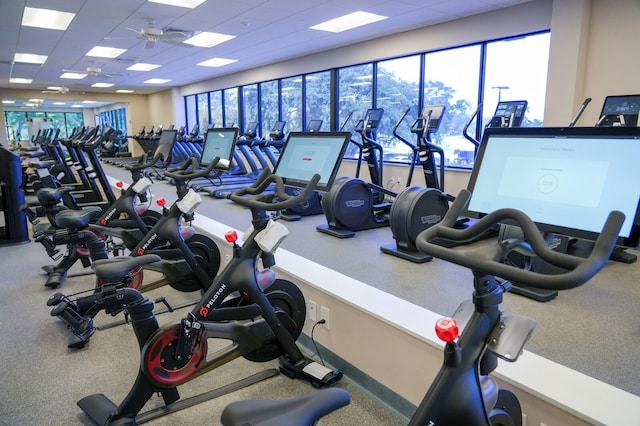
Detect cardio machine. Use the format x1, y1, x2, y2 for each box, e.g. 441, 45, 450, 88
380, 105, 453, 262
75, 132, 352, 425
317, 108, 392, 238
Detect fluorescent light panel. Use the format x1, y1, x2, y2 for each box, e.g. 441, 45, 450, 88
116, 89, 135, 93
184, 32, 235, 48
310, 11, 388, 33
91, 83, 114, 88
60, 72, 87, 79
14, 53, 48, 64
71, 104, 83, 108
147, 0, 207, 8
144, 78, 171, 84
197, 57, 237, 67
2, 100, 16, 104
86, 46, 127, 58
82, 100, 97, 104
52, 102, 67, 105
21, 7, 75, 31
127, 63, 160, 72
10, 78, 33, 84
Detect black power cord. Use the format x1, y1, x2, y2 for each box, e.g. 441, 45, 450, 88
310, 319, 326, 366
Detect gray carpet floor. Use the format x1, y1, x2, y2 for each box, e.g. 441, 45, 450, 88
0, 236, 406, 425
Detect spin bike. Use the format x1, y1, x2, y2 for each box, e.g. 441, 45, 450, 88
47, 157, 225, 348
220, 190, 623, 426
317, 108, 391, 238
76, 169, 342, 425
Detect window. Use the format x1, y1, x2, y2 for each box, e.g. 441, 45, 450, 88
377, 56, 421, 162
209, 90, 223, 128
424, 45, 481, 168
197, 93, 210, 131
260, 80, 280, 136
483, 32, 550, 128
5, 111, 29, 141
223, 87, 239, 127
305, 71, 332, 131
242, 84, 259, 134
281, 76, 303, 131
338, 63, 373, 158
185, 95, 197, 133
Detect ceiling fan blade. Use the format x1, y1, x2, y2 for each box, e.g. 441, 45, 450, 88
125, 27, 142, 35
161, 39, 193, 48
159, 31, 187, 39
144, 39, 156, 49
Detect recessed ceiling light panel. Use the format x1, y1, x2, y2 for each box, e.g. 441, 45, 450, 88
147, 0, 207, 8
9, 78, 33, 84
310, 11, 388, 33
86, 46, 127, 58
127, 63, 161, 72
196, 57, 237, 67
116, 89, 135, 93
14, 53, 48, 64
60, 72, 87, 79
184, 32, 235, 48
91, 83, 114, 88
144, 78, 171, 84
21, 7, 75, 31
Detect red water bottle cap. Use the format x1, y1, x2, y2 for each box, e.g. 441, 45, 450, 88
225, 230, 238, 243
435, 317, 459, 342
156, 198, 166, 207
116, 181, 123, 188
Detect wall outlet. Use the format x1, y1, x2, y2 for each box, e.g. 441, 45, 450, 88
320, 305, 330, 329
308, 300, 317, 322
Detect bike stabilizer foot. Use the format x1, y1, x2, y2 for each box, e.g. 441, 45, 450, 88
279, 357, 343, 388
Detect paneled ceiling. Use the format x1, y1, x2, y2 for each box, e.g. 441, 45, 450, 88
1, 0, 530, 103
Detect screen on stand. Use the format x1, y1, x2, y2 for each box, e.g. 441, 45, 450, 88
598, 95, 640, 127
466, 126, 640, 247
155, 129, 177, 162
201, 128, 239, 166
273, 132, 351, 192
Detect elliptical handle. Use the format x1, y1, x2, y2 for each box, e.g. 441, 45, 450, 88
416, 189, 625, 290
229, 169, 321, 211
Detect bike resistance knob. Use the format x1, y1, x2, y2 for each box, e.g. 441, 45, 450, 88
225, 230, 238, 243
435, 317, 459, 342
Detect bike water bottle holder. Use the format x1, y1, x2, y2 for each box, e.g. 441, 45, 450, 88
177, 189, 202, 216
132, 177, 153, 194
254, 220, 288, 254
452, 300, 537, 362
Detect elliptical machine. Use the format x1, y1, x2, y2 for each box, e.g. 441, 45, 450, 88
316, 108, 392, 238
380, 106, 452, 262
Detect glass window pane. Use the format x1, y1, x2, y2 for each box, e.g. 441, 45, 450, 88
224, 87, 239, 128
281, 76, 303, 131
377, 56, 421, 163
424, 45, 481, 168
209, 91, 223, 128
260, 80, 279, 136
4, 111, 28, 142
483, 32, 550, 128
185, 95, 197, 133
65, 112, 84, 136
305, 71, 332, 131
46, 112, 67, 137
242, 84, 259, 134
338, 63, 373, 158
197, 93, 210, 131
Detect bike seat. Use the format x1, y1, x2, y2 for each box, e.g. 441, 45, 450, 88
220, 387, 350, 426
55, 207, 102, 229
36, 186, 73, 205
92, 254, 161, 281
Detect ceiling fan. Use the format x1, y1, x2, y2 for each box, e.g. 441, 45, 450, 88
63, 62, 124, 78
125, 18, 194, 49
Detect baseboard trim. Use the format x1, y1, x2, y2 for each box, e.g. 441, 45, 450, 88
298, 333, 415, 423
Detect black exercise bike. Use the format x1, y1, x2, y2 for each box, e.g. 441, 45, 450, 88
74, 168, 342, 425
219, 188, 623, 426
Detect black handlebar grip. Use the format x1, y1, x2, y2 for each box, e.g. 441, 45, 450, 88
229, 171, 321, 211
416, 189, 625, 290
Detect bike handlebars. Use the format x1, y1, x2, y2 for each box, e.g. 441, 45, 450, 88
416, 189, 625, 290
229, 168, 321, 212
163, 155, 228, 182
